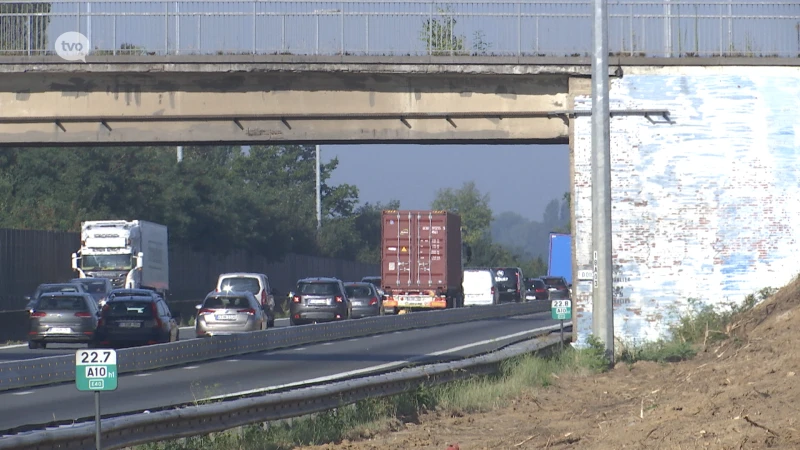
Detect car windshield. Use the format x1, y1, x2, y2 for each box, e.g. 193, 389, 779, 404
203, 296, 251, 309
525, 279, 545, 290
298, 282, 338, 296
542, 277, 567, 287
219, 277, 260, 294
107, 300, 153, 316
81, 254, 133, 271
74, 280, 109, 295
493, 269, 520, 290
345, 285, 373, 298
361, 277, 380, 286
39, 285, 80, 296
37, 296, 89, 311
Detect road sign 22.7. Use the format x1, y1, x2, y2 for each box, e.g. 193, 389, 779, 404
79, 350, 115, 364
76, 349, 118, 392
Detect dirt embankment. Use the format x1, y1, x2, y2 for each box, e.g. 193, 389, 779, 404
299, 276, 800, 450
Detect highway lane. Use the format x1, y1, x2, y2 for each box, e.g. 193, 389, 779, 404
0, 312, 559, 432
0, 318, 290, 362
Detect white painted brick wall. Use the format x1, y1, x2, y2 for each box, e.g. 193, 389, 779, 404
573, 67, 800, 345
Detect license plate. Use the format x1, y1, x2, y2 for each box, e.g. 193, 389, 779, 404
308, 300, 329, 306
49, 327, 71, 333
118, 322, 141, 328
215, 314, 237, 321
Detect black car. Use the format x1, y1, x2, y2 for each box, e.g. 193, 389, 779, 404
541, 276, 571, 300
289, 277, 352, 326
94, 290, 180, 348
491, 267, 525, 303
524, 278, 549, 301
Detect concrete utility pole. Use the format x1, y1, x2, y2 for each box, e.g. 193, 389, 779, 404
316, 145, 322, 231
591, 0, 615, 362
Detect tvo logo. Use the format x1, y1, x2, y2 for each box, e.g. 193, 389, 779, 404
55, 31, 90, 62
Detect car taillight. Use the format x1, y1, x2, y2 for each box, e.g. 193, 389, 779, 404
75, 311, 92, 317
369, 297, 378, 306
198, 308, 216, 315
238, 308, 256, 315
292, 295, 301, 303
30, 311, 47, 318
536, 288, 545, 293
260, 291, 267, 305
491, 286, 495, 294
151, 303, 163, 328
335, 296, 343, 303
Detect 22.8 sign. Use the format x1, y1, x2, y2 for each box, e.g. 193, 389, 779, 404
75, 349, 118, 392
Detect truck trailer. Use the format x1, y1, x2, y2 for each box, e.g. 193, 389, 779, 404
380, 210, 468, 313
71, 220, 169, 295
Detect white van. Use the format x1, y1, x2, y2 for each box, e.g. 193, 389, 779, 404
462, 269, 497, 306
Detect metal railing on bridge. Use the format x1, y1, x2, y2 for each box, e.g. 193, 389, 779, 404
0, 0, 798, 59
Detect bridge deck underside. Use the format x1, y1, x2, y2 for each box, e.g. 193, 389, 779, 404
0, 71, 571, 145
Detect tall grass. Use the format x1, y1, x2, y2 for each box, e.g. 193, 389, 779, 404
618, 286, 778, 364
136, 340, 609, 450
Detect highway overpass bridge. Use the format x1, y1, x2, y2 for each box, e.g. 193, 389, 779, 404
1, 0, 799, 343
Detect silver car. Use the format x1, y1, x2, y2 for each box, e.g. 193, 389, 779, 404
28, 292, 100, 349
345, 282, 385, 318
195, 291, 267, 337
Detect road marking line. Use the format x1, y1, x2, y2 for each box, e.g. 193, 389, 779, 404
12, 391, 33, 396
0, 344, 29, 349
183, 366, 200, 370
201, 324, 560, 401
134, 373, 152, 377
227, 359, 240, 362
294, 347, 307, 351
321, 342, 334, 346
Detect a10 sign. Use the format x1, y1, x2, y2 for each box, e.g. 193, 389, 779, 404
75, 349, 118, 392
551, 299, 572, 321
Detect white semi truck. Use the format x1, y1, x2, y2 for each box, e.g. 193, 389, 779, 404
71, 220, 169, 295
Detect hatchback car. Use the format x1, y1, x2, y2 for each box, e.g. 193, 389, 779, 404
344, 282, 384, 318
491, 267, 525, 303
195, 291, 267, 337
216, 272, 276, 327
524, 278, 549, 301
94, 291, 179, 348
541, 276, 572, 300
289, 277, 352, 326
70, 277, 113, 306
25, 282, 89, 312
28, 292, 100, 349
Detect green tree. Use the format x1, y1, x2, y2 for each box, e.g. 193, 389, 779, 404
431, 181, 492, 247
317, 200, 400, 264
420, 6, 465, 56
0, 3, 52, 55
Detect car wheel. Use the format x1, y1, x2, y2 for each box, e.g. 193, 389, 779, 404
28, 341, 39, 350
175, 328, 180, 342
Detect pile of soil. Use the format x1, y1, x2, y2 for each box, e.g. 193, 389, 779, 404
298, 275, 800, 449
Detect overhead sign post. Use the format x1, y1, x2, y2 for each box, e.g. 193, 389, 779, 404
76, 349, 118, 450
551, 300, 573, 349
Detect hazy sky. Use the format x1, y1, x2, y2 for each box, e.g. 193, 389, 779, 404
321, 144, 569, 222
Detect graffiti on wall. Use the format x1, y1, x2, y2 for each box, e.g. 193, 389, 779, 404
572, 67, 800, 344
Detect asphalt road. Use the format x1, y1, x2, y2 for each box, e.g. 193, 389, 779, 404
0, 312, 558, 433
0, 318, 290, 362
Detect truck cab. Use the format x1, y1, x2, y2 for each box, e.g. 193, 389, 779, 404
71, 220, 169, 295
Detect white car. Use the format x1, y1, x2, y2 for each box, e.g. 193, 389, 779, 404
216, 272, 276, 327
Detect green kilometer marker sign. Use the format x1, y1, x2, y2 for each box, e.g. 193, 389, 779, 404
76, 349, 118, 391
551, 299, 573, 321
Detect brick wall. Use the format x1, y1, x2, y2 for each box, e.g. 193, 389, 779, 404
572, 66, 800, 344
